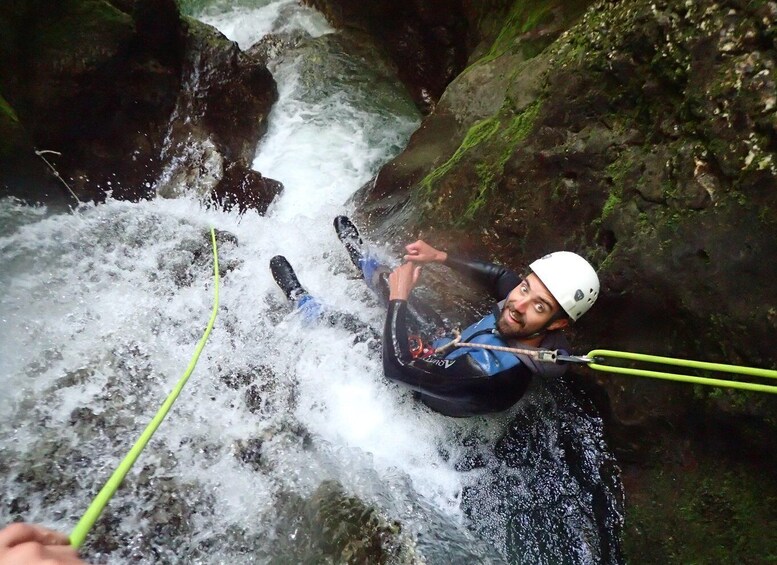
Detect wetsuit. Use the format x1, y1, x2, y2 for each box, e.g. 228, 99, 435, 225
383, 256, 569, 418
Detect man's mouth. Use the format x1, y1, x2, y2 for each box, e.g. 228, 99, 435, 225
504, 307, 523, 327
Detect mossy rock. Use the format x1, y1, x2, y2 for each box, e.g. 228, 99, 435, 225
0, 93, 28, 158
623, 454, 777, 564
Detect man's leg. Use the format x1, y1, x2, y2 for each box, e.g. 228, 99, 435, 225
269, 255, 323, 322
333, 216, 445, 335
334, 215, 389, 299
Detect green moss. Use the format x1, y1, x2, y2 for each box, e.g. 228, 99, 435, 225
601, 191, 621, 220
605, 153, 636, 191
730, 190, 749, 206
597, 154, 638, 223
0, 93, 25, 157
473, 0, 593, 68
483, 0, 553, 62
0, 94, 19, 124
418, 101, 542, 225
419, 116, 501, 198
597, 248, 616, 272
37, 0, 133, 71
624, 457, 777, 564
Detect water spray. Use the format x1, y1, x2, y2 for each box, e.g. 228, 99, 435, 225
68, 227, 220, 549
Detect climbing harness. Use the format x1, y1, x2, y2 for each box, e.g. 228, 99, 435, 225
443, 331, 777, 394
69, 227, 221, 549
407, 334, 435, 358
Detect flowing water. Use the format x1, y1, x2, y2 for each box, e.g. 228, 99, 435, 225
0, 1, 623, 563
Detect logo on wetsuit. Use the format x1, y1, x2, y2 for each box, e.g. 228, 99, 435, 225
425, 358, 455, 369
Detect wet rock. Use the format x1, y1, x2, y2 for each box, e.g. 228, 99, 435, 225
220, 369, 256, 390
359, 1, 591, 213
301, 0, 472, 111
233, 438, 264, 471
270, 480, 417, 564
8, 497, 30, 518
244, 384, 263, 414
159, 227, 240, 287
246, 30, 310, 66
0, 1, 278, 206
153, 17, 279, 206
209, 161, 283, 215
55, 366, 94, 389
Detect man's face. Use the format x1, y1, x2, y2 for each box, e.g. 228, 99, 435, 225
497, 273, 567, 339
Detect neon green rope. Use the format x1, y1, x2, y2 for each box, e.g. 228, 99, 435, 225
69, 227, 220, 549
587, 349, 777, 394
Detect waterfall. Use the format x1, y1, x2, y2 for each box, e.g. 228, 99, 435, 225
0, 1, 622, 563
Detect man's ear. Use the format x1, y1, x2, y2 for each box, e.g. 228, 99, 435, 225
547, 318, 569, 332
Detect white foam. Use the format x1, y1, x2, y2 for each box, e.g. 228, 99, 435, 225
0, 1, 498, 560
196, 0, 333, 50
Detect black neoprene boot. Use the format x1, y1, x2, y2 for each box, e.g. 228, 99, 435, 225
333, 215, 364, 270
270, 255, 306, 301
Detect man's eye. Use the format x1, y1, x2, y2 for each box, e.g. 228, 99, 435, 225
535, 303, 545, 313
520, 284, 528, 293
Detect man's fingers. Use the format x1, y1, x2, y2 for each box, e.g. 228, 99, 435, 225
1, 541, 83, 564
404, 240, 431, 262
0, 523, 69, 550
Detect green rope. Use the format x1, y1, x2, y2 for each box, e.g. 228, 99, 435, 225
587, 349, 777, 394
69, 227, 220, 549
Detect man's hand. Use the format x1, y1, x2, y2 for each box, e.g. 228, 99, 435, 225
388, 262, 422, 301
0, 523, 88, 565
404, 240, 447, 264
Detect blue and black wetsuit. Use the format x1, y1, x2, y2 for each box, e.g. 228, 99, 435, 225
383, 256, 569, 418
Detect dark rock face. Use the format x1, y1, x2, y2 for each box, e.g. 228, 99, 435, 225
362, 0, 777, 432
0, 0, 180, 200
269, 480, 413, 563
302, 0, 473, 111
360, 0, 593, 212
209, 162, 283, 215
351, 0, 777, 559
0, 0, 280, 212
154, 17, 281, 214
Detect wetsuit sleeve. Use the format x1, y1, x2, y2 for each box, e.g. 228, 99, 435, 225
443, 255, 521, 301
383, 300, 531, 417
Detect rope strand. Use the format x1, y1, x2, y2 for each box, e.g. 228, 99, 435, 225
69, 227, 220, 549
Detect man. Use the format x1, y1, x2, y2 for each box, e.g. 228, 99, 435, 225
383, 239, 599, 417
270, 216, 599, 417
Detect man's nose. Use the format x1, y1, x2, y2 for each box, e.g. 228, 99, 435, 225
514, 295, 530, 312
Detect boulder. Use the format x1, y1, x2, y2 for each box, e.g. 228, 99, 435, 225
301, 0, 473, 111
0, 0, 281, 209
353, 0, 777, 559
209, 161, 283, 215
153, 17, 281, 206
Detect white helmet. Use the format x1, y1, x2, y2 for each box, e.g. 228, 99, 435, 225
530, 251, 599, 321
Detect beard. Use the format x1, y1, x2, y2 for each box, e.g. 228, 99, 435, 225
497, 303, 530, 339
